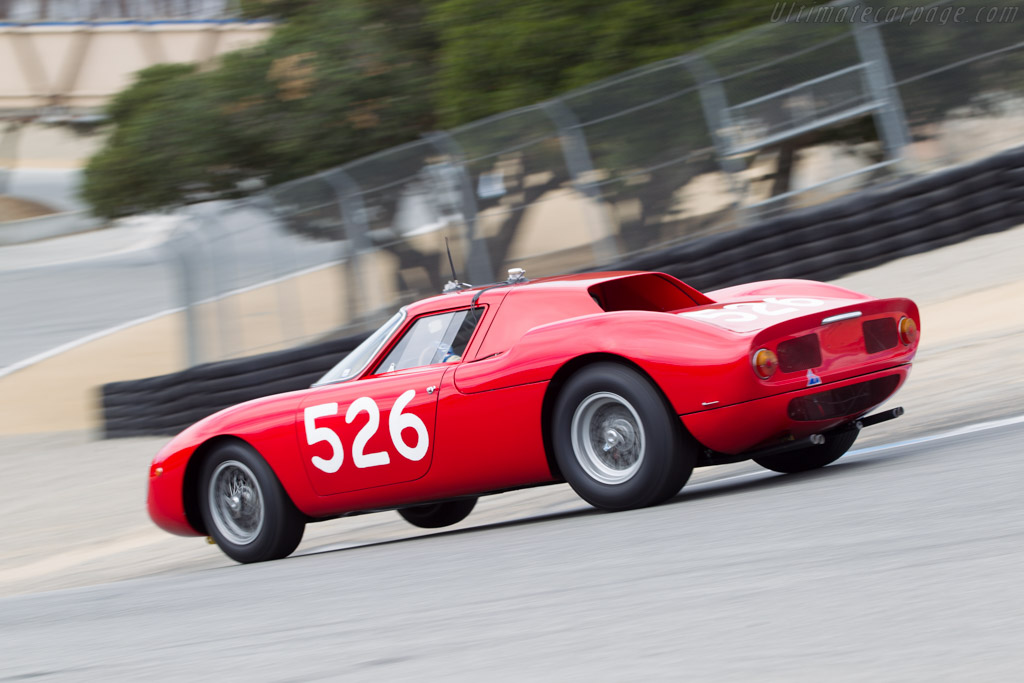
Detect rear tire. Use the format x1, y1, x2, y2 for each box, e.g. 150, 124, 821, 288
552, 363, 695, 511
754, 429, 859, 474
398, 498, 477, 529
199, 442, 305, 563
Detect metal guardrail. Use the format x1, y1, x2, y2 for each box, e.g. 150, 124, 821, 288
0, 0, 240, 20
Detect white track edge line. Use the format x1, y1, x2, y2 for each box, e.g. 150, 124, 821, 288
693, 413, 1024, 489
0, 307, 185, 380
0, 258, 345, 380
846, 412, 1024, 455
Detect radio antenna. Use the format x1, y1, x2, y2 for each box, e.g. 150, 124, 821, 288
442, 236, 470, 292
445, 236, 458, 283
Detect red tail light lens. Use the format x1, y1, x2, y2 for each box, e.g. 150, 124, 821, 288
752, 348, 779, 379
898, 316, 918, 345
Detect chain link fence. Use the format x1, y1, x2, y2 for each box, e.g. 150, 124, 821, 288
4, 0, 1024, 373
161, 0, 1024, 366
0, 0, 241, 20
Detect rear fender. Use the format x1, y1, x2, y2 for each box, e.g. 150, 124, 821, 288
707, 279, 875, 303
453, 310, 748, 415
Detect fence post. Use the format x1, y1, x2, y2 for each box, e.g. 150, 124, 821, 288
850, 7, 911, 161
187, 202, 240, 360
245, 192, 306, 347
165, 215, 204, 367
0, 121, 22, 196
423, 130, 495, 285
324, 168, 380, 323
682, 55, 750, 215
540, 98, 620, 264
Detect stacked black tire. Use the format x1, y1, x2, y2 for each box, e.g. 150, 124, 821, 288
102, 331, 368, 437
614, 145, 1024, 292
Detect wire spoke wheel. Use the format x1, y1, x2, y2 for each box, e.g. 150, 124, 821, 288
199, 443, 305, 563
208, 460, 265, 546
398, 497, 478, 528
571, 392, 646, 485
753, 428, 859, 474
553, 363, 695, 511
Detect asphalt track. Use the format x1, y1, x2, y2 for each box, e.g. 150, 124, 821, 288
3, 419, 1023, 681
0, 203, 337, 373
3, 223, 1023, 680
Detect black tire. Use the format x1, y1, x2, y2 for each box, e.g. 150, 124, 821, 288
398, 498, 478, 529
753, 429, 859, 474
552, 363, 695, 511
199, 442, 305, 563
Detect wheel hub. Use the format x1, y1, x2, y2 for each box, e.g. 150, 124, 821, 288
571, 392, 646, 485
208, 460, 265, 546
602, 418, 637, 455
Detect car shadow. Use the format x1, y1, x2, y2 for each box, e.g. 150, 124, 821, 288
668, 456, 886, 506
295, 454, 897, 561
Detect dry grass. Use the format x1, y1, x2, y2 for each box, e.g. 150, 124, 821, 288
0, 195, 56, 222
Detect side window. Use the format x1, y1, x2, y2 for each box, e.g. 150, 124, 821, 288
377, 307, 483, 373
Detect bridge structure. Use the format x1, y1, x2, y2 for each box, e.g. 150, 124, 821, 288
1, 2, 271, 115
0, 0, 272, 207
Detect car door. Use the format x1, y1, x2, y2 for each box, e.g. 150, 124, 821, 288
298, 366, 448, 496
296, 307, 480, 496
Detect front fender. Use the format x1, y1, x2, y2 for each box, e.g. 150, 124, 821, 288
147, 389, 318, 534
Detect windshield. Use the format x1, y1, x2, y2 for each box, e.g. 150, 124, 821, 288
314, 309, 406, 386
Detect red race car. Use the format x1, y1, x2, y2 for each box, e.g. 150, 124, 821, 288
148, 269, 919, 563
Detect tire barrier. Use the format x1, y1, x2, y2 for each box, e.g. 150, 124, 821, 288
101, 331, 369, 438
609, 145, 1024, 292
102, 145, 1024, 438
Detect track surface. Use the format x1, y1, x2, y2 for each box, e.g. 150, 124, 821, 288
0, 203, 334, 372
3, 420, 1023, 681
3, 223, 1023, 679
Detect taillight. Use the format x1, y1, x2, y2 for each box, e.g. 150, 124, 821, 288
777, 333, 822, 372
898, 316, 918, 345
752, 348, 779, 379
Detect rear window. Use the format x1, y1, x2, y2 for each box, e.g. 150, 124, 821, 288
588, 273, 705, 313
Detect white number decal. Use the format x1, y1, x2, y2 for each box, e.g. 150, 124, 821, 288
304, 390, 430, 473
683, 297, 824, 324
389, 389, 429, 462
724, 302, 796, 317
346, 396, 390, 468
685, 309, 757, 323
305, 402, 343, 474
766, 297, 824, 308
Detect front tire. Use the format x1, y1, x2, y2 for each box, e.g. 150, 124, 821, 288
398, 498, 477, 529
199, 442, 305, 563
754, 429, 859, 474
553, 363, 695, 511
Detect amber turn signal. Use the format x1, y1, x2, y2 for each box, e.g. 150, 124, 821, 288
752, 348, 779, 379
898, 316, 918, 345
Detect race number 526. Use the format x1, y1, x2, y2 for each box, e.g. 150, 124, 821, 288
304, 390, 428, 474
681, 297, 824, 323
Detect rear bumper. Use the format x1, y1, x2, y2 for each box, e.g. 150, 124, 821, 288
681, 364, 911, 455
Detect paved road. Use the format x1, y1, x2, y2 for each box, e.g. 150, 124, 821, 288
0, 202, 341, 372
3, 420, 1022, 681
5, 168, 85, 212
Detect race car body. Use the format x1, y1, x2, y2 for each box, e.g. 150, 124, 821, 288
148, 270, 919, 562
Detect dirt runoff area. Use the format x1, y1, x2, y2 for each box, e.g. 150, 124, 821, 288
1, 223, 1023, 598
0, 195, 56, 222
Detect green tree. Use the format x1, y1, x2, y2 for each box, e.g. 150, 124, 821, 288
431, 0, 777, 128
85, 0, 842, 225
83, 1, 438, 218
